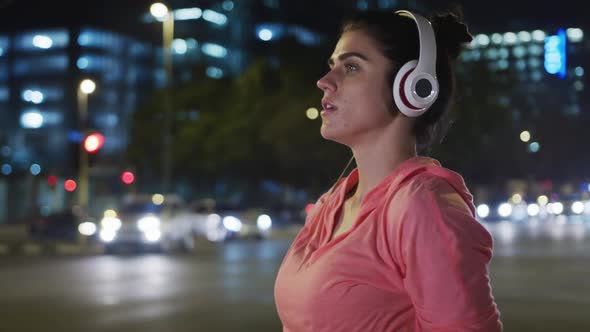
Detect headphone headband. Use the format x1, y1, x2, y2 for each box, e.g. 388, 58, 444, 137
395, 10, 437, 79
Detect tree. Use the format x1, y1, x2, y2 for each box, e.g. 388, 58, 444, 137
431, 61, 519, 185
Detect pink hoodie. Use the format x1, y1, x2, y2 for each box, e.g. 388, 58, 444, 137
275, 157, 502, 331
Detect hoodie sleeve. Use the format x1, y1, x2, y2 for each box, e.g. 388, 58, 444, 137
395, 176, 503, 331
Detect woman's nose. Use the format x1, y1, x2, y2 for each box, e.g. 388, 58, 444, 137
317, 71, 336, 92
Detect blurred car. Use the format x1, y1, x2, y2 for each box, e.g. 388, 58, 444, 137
98, 194, 196, 253
218, 205, 273, 240
185, 199, 275, 241
29, 207, 97, 242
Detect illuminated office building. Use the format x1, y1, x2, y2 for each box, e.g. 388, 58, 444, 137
459, 27, 587, 120
0, 28, 155, 176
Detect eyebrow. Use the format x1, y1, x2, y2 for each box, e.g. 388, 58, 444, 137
327, 52, 370, 67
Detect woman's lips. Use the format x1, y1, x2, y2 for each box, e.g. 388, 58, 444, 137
321, 98, 337, 113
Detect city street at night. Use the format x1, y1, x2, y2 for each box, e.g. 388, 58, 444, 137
0, 1, 589, 330
1, 221, 589, 332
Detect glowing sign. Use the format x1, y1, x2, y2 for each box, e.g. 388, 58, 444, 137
544, 29, 566, 79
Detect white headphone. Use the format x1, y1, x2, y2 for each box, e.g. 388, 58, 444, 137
392, 10, 439, 117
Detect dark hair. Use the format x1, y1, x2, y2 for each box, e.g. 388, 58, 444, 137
341, 8, 472, 152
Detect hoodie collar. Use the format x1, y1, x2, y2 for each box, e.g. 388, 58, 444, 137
334, 156, 440, 213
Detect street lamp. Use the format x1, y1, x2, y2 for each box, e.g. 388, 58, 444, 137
150, 2, 174, 194
77, 78, 96, 210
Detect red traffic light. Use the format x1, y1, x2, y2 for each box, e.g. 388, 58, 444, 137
121, 171, 135, 185
47, 175, 58, 187
83, 133, 105, 154
64, 179, 77, 192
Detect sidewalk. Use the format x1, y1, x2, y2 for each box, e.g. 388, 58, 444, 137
0, 223, 103, 256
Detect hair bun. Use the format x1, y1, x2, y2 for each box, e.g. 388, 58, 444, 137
430, 13, 473, 60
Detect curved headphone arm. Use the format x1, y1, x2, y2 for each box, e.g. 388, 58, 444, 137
395, 10, 437, 77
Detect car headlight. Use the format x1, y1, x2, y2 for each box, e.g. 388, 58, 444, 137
223, 216, 242, 232
78, 222, 97, 236
257, 214, 272, 230
144, 229, 161, 242
101, 217, 122, 231
137, 215, 160, 232
99, 229, 116, 242
498, 203, 512, 218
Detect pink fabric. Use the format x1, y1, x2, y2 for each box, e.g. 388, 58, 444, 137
275, 157, 502, 331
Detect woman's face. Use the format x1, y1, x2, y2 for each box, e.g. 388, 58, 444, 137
317, 29, 396, 145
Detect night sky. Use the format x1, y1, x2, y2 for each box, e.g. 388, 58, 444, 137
0, 1, 588, 38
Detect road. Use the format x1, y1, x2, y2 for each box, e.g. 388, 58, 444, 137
1, 220, 589, 331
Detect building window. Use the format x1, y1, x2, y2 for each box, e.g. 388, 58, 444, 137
513, 46, 527, 58
0, 86, 9, 102
78, 29, 125, 54
378, 0, 397, 9
13, 55, 68, 76
14, 30, 69, 52
206, 66, 223, 79
0, 36, 8, 56
202, 43, 227, 58
130, 42, 152, 59
78, 54, 124, 82
357, 0, 368, 10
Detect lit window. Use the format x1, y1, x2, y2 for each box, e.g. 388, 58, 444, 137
497, 59, 509, 70
290, 26, 321, 46
566, 28, 583, 42
206, 66, 223, 79
78, 29, 124, 54
528, 45, 543, 55
258, 28, 274, 41
528, 58, 541, 68
13, 55, 68, 76
491, 33, 503, 44
173, 8, 202, 21
202, 9, 227, 25
512, 46, 526, 58
172, 39, 188, 54
517, 31, 531, 42
475, 34, 490, 47
378, 0, 396, 9
0, 87, 9, 101
532, 30, 546, 42
33, 35, 53, 49
498, 48, 509, 59
15, 30, 69, 51
222, 1, 234, 11
503, 32, 517, 44
130, 42, 151, 58
356, 0, 368, 10
0, 36, 7, 56
485, 48, 499, 60
77, 57, 89, 69
202, 43, 227, 58
20, 110, 44, 129
21, 90, 44, 104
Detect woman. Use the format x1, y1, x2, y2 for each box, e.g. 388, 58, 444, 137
274, 9, 503, 332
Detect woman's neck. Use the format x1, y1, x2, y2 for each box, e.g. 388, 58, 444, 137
349, 135, 416, 204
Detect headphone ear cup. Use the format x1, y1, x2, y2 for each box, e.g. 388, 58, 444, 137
393, 60, 420, 117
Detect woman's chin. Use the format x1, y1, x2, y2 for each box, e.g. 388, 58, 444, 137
320, 126, 346, 144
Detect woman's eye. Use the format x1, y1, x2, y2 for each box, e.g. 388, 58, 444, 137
344, 63, 358, 73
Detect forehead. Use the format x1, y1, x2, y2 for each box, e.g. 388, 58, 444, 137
332, 29, 382, 58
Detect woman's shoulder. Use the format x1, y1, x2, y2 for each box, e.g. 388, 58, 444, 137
384, 166, 475, 218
